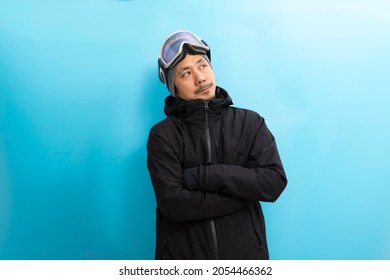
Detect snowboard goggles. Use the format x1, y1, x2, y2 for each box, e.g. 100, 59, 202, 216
158, 30, 210, 70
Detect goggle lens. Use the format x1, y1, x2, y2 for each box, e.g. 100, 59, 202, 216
160, 31, 209, 68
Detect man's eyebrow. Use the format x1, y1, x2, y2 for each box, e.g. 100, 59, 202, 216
195, 57, 205, 64
177, 65, 189, 73
177, 58, 205, 73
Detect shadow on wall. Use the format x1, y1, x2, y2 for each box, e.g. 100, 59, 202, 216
120, 66, 167, 259
0, 142, 11, 252
0, 61, 166, 260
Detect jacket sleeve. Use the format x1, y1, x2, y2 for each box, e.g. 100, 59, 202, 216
147, 126, 249, 223
198, 116, 287, 202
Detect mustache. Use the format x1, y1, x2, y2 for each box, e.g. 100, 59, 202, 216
194, 83, 213, 94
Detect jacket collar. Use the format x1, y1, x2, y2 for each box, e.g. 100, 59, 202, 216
164, 86, 233, 117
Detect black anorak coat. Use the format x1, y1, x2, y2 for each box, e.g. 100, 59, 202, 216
147, 87, 287, 259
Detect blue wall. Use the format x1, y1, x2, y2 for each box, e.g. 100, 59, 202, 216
1, 0, 389, 259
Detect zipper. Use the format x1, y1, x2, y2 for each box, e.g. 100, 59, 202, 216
204, 100, 220, 259
210, 219, 220, 259
204, 100, 212, 164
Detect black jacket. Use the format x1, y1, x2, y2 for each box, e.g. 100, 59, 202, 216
147, 87, 287, 259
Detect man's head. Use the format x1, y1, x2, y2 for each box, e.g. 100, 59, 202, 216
173, 54, 216, 100
158, 30, 215, 99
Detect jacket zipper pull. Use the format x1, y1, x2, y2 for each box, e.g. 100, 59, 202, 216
204, 100, 209, 111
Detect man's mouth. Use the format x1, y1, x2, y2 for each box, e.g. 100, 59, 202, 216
195, 83, 213, 94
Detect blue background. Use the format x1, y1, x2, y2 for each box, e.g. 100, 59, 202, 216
1, 0, 389, 259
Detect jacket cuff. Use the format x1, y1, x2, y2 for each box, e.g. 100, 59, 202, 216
182, 166, 200, 190
199, 164, 224, 193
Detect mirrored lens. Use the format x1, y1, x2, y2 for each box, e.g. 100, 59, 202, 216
161, 31, 207, 65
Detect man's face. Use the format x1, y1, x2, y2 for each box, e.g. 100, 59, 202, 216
174, 54, 216, 100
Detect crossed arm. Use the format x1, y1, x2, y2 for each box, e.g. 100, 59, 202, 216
147, 118, 287, 223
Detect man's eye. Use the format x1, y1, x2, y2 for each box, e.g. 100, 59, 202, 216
182, 71, 191, 77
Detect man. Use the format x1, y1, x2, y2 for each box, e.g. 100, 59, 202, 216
147, 30, 287, 260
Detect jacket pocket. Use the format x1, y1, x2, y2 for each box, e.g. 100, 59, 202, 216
247, 205, 263, 249
155, 208, 171, 260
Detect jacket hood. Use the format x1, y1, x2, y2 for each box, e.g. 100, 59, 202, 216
163, 86, 233, 117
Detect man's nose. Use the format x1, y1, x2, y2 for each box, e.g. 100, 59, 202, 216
194, 71, 206, 84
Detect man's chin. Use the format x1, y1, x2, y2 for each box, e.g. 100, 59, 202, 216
197, 93, 215, 100
196, 89, 216, 100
